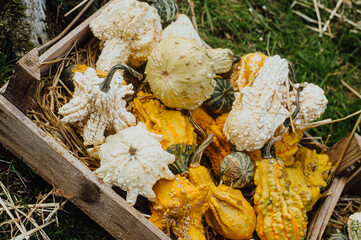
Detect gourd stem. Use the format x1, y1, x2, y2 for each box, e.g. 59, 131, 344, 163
263, 136, 283, 159
190, 133, 214, 167
283, 85, 304, 128
233, 54, 242, 64
287, 60, 296, 85
187, 111, 207, 140
100, 63, 143, 93
187, 110, 214, 167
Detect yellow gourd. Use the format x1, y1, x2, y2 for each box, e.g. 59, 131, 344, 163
189, 134, 256, 240
284, 147, 332, 211
149, 175, 209, 240
132, 91, 197, 174
230, 52, 268, 91
274, 130, 303, 166
190, 108, 232, 176
254, 137, 307, 240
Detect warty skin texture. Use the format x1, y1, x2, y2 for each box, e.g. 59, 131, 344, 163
89, 0, 162, 71
88, 122, 175, 205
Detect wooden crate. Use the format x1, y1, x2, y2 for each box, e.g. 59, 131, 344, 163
0, 3, 169, 240
1, 2, 360, 240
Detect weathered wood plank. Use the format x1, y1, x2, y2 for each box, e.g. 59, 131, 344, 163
326, 133, 361, 175
3, 49, 40, 112
306, 168, 351, 240
0, 94, 169, 240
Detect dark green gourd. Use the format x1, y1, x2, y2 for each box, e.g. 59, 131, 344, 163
219, 151, 254, 188
203, 77, 235, 114
146, 0, 178, 24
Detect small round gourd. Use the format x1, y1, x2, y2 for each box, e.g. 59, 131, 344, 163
145, 37, 216, 110
203, 77, 235, 114
348, 212, 361, 240
326, 233, 348, 240
219, 151, 254, 188
147, 0, 178, 24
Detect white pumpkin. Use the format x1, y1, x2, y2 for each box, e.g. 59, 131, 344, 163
88, 122, 175, 205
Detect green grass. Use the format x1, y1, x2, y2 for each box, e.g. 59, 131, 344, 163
179, 0, 361, 145
1, 0, 361, 239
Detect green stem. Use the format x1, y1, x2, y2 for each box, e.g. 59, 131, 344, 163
232, 54, 242, 64
100, 63, 143, 93
263, 136, 283, 159
190, 133, 214, 167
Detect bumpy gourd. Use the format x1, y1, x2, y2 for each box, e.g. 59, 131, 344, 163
283, 147, 332, 211
203, 76, 235, 114
145, 37, 216, 110
58, 64, 141, 146
219, 151, 254, 188
189, 135, 256, 240
88, 122, 175, 205
347, 212, 361, 240
254, 137, 307, 240
207, 48, 238, 74
149, 175, 209, 240
230, 52, 268, 92
223, 55, 290, 151
190, 108, 232, 176
132, 91, 197, 174
274, 130, 303, 166
89, 0, 162, 71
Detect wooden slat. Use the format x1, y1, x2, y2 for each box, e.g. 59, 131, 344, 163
0, 94, 169, 240
306, 168, 351, 240
3, 49, 40, 112
326, 133, 361, 175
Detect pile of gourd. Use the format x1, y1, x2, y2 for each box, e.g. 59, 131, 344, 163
57, 0, 335, 239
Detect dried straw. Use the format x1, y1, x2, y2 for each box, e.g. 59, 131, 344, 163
0, 181, 66, 240
28, 38, 101, 170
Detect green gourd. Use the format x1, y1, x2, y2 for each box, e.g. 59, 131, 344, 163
203, 77, 235, 114
146, 0, 178, 24
348, 212, 361, 240
327, 233, 348, 240
219, 151, 254, 188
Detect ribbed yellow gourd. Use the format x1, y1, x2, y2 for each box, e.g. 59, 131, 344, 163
254, 139, 307, 240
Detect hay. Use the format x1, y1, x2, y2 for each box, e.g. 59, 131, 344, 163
28, 38, 101, 170
0, 181, 67, 239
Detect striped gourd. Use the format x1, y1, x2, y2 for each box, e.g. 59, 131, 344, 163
327, 233, 348, 240
219, 151, 254, 188
203, 77, 235, 114
348, 212, 361, 240
147, 0, 178, 24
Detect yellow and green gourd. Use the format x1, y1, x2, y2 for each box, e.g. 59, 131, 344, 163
254, 137, 307, 240
189, 134, 257, 240
132, 91, 197, 174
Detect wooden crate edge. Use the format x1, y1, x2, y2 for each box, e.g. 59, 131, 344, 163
0, 95, 169, 240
